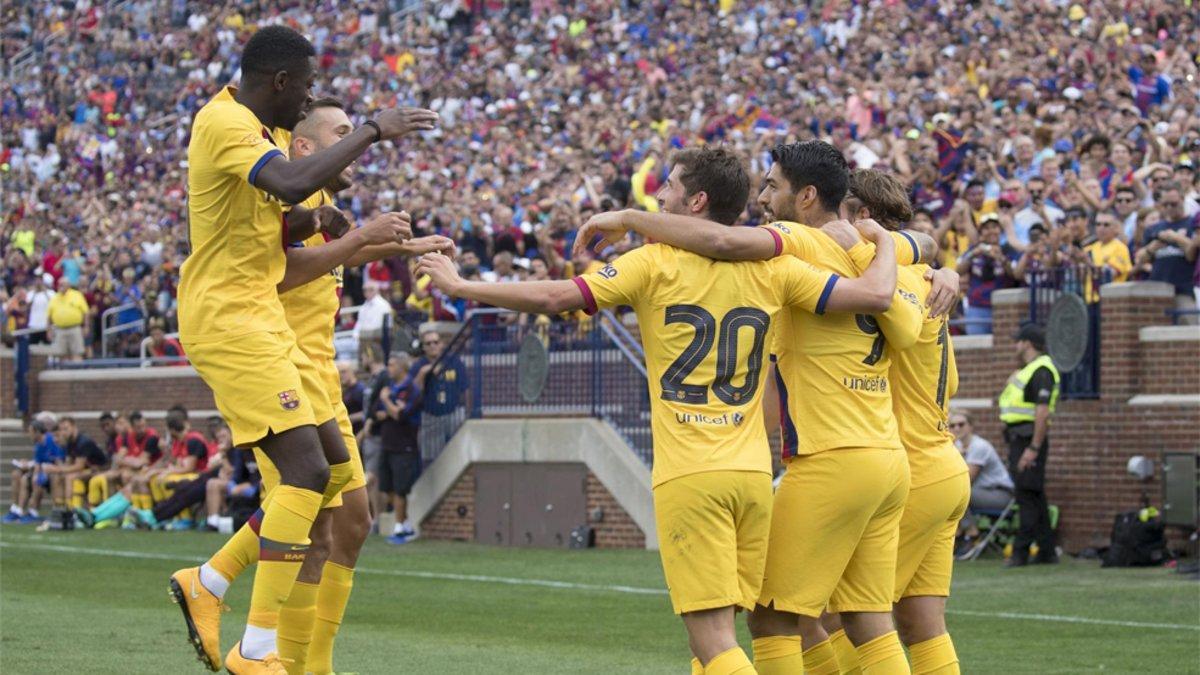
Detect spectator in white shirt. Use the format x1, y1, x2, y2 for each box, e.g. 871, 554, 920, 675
356, 282, 394, 368
951, 410, 1014, 545
27, 273, 56, 344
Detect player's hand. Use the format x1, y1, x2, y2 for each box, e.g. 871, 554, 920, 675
315, 205, 353, 239
819, 219, 861, 250
852, 218, 888, 244
924, 267, 960, 318
400, 235, 456, 257
372, 107, 439, 141
416, 252, 464, 295
359, 212, 412, 245
574, 210, 632, 257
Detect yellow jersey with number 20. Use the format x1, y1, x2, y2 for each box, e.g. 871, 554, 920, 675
574, 243, 837, 488
179, 85, 292, 344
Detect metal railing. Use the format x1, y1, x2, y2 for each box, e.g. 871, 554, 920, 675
99, 302, 144, 357
138, 332, 189, 366
1166, 308, 1200, 326
1027, 264, 1113, 399
8, 327, 45, 418
419, 309, 653, 467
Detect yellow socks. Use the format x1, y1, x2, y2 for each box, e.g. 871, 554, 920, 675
857, 631, 910, 674
208, 517, 263, 582
277, 580, 319, 675
308, 561, 354, 674
245, 485, 322, 632
322, 461, 353, 507
149, 476, 167, 503
802, 639, 841, 675
908, 634, 959, 674
751, 635, 803, 674
87, 474, 108, 507
691, 657, 703, 675
830, 629, 862, 674
70, 479, 86, 509
705, 647, 756, 675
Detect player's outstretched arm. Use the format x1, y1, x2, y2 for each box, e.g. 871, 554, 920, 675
822, 219, 897, 313
575, 210, 776, 260
343, 235, 455, 268
284, 204, 356, 244
278, 213, 412, 293
254, 108, 439, 204
416, 253, 586, 315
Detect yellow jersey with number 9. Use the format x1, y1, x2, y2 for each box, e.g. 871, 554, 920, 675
887, 265, 968, 487
179, 86, 292, 344
763, 222, 921, 458
279, 189, 342, 364
574, 243, 836, 487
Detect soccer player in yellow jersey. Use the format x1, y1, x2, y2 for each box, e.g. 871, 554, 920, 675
418, 147, 900, 675
187, 96, 452, 675
830, 169, 970, 675
575, 141, 958, 675
168, 25, 437, 674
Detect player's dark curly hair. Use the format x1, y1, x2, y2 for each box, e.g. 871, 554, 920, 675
241, 25, 316, 77
670, 146, 750, 225
769, 141, 849, 213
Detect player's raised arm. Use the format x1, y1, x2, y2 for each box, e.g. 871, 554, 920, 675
576, 209, 778, 261
417, 253, 587, 315
277, 212, 417, 293
343, 235, 455, 268
254, 107, 438, 205
819, 219, 898, 314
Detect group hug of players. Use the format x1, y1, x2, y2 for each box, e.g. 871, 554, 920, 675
168, 25, 967, 675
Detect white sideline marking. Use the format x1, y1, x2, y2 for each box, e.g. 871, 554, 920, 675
2, 540, 1197, 631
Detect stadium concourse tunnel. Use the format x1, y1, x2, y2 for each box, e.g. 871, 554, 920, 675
2, 283, 1198, 553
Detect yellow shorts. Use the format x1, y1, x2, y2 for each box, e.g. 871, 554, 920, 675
185, 331, 333, 447
895, 471, 970, 600
759, 447, 911, 616
655, 470, 773, 615
254, 394, 365, 509
313, 354, 367, 493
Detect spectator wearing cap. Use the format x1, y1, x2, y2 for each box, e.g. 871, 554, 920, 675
957, 214, 1017, 335
1136, 182, 1199, 323
998, 324, 1060, 567
46, 277, 89, 361
1086, 214, 1133, 283
27, 273, 55, 344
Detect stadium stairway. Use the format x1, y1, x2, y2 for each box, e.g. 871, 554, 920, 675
0, 419, 32, 506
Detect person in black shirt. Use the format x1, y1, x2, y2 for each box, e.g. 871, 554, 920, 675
338, 360, 368, 435
374, 353, 423, 544
46, 416, 108, 510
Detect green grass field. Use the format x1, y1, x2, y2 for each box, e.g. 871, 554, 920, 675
1, 528, 1196, 674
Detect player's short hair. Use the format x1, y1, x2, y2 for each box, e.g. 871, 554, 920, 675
847, 169, 914, 231
769, 141, 849, 213
669, 146, 750, 226
99, 411, 114, 422
241, 26, 316, 78
128, 411, 144, 423
166, 408, 188, 433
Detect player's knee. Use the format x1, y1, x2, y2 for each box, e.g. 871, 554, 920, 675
747, 605, 794, 639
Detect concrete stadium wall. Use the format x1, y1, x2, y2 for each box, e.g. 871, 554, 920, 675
2, 281, 1197, 552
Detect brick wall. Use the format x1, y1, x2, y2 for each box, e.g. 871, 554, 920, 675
420, 464, 646, 549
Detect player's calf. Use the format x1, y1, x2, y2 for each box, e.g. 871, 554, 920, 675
893, 596, 947, 646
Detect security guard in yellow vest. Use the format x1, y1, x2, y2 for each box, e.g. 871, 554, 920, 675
999, 323, 1060, 567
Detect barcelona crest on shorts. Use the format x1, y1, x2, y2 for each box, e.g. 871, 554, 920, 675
278, 389, 301, 411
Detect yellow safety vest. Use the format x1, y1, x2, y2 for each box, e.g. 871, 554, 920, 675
998, 354, 1060, 425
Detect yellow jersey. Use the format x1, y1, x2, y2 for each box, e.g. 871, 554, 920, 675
279, 189, 342, 364
1085, 238, 1132, 283
764, 222, 921, 458
178, 86, 293, 344
882, 265, 968, 487
575, 243, 836, 488
47, 289, 89, 328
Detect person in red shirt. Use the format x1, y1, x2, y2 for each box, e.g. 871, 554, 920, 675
146, 317, 186, 365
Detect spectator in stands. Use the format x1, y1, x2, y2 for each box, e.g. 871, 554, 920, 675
43, 416, 107, 511
46, 276, 89, 361
1136, 182, 1199, 323
356, 282, 393, 368
1014, 177, 1066, 241
411, 330, 469, 464
1086, 214, 1134, 283
360, 353, 390, 517
957, 214, 1017, 335
376, 352, 423, 544
338, 360, 367, 435
4, 414, 63, 523
145, 316, 185, 364
26, 273, 54, 343
1111, 185, 1144, 245
950, 410, 1014, 555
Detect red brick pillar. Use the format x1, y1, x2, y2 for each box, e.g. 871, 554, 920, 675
1099, 282, 1175, 401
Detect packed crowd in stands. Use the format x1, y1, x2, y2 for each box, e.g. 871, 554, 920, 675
3, 0, 1200, 359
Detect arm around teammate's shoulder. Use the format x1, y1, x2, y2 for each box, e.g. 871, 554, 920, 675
622, 211, 778, 260
415, 252, 587, 315
820, 219, 897, 314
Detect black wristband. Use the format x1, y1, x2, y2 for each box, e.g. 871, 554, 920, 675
363, 119, 382, 143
